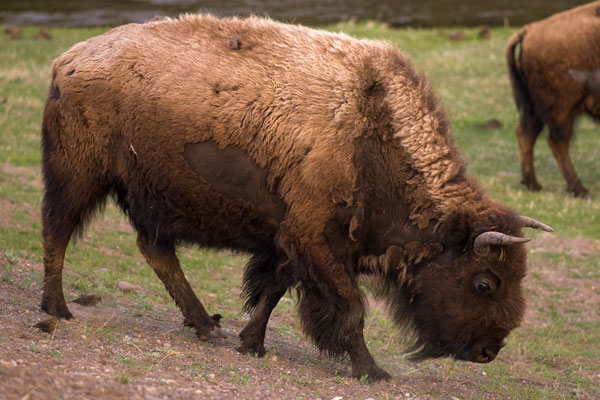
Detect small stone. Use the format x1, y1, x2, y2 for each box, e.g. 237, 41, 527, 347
34, 318, 58, 334
118, 281, 138, 293
73, 294, 102, 307
478, 26, 491, 40
34, 27, 52, 40
449, 31, 466, 42
479, 118, 502, 130
144, 386, 157, 394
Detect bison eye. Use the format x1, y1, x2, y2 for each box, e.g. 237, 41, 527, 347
473, 272, 499, 295
475, 279, 491, 293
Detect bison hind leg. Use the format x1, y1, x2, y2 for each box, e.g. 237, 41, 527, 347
238, 249, 289, 356
41, 151, 111, 319
135, 234, 220, 338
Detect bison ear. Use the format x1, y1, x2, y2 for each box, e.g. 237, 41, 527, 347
436, 213, 471, 249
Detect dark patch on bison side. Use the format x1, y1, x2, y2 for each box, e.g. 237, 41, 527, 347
182, 141, 286, 223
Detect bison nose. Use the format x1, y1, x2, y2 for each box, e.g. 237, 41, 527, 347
480, 347, 497, 363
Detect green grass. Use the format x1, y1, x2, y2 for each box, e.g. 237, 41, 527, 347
0, 22, 599, 399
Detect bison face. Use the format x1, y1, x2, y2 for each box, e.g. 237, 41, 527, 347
406, 243, 526, 363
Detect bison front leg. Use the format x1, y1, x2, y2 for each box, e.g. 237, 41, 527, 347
136, 234, 220, 338
547, 122, 589, 198
237, 251, 292, 356
298, 263, 391, 382
237, 283, 287, 356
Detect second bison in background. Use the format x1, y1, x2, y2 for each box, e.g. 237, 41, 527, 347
41, 14, 551, 381
506, 1, 600, 198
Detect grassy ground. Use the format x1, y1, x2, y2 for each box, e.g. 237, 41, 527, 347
0, 23, 599, 399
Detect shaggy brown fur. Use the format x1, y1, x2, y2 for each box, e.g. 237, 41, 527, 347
506, 1, 600, 198
41, 14, 533, 381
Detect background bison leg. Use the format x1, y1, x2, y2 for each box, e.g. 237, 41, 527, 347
516, 121, 544, 191
237, 283, 287, 356
546, 121, 589, 197
135, 234, 220, 338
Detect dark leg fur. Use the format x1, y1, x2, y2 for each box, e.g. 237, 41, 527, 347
238, 250, 289, 356
547, 122, 589, 198
297, 277, 391, 382
238, 284, 286, 356
348, 331, 392, 381
41, 220, 74, 319
40, 110, 109, 319
516, 121, 544, 192
136, 234, 220, 338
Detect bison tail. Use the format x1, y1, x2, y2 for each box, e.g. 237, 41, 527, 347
505, 29, 538, 133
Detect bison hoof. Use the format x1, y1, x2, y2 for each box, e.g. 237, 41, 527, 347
41, 300, 73, 320
185, 313, 222, 339
352, 366, 392, 382
236, 342, 267, 357
570, 186, 590, 198
520, 179, 542, 192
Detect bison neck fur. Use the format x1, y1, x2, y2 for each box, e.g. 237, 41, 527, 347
40, 14, 528, 380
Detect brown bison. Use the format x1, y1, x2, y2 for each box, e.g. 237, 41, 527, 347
41, 15, 551, 381
506, 1, 600, 198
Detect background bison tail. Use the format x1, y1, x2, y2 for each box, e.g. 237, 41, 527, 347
506, 29, 540, 133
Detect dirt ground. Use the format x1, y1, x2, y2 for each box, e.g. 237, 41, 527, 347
0, 260, 421, 400
1, 234, 598, 399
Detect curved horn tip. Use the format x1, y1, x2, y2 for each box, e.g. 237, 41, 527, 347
473, 231, 532, 256
519, 216, 554, 233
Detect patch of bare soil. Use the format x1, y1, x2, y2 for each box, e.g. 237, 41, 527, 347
0, 270, 424, 399
0, 163, 43, 189
531, 233, 600, 258
0, 198, 18, 228
1, 251, 594, 399
525, 234, 600, 326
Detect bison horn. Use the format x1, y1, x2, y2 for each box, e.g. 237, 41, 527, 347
518, 216, 554, 232
473, 232, 531, 257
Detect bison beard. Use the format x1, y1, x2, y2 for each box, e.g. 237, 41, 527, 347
39, 14, 551, 381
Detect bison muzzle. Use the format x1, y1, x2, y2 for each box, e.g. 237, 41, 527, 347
40, 14, 551, 381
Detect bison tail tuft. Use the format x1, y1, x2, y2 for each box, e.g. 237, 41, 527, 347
505, 29, 538, 133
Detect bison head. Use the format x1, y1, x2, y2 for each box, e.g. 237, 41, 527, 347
371, 216, 552, 363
